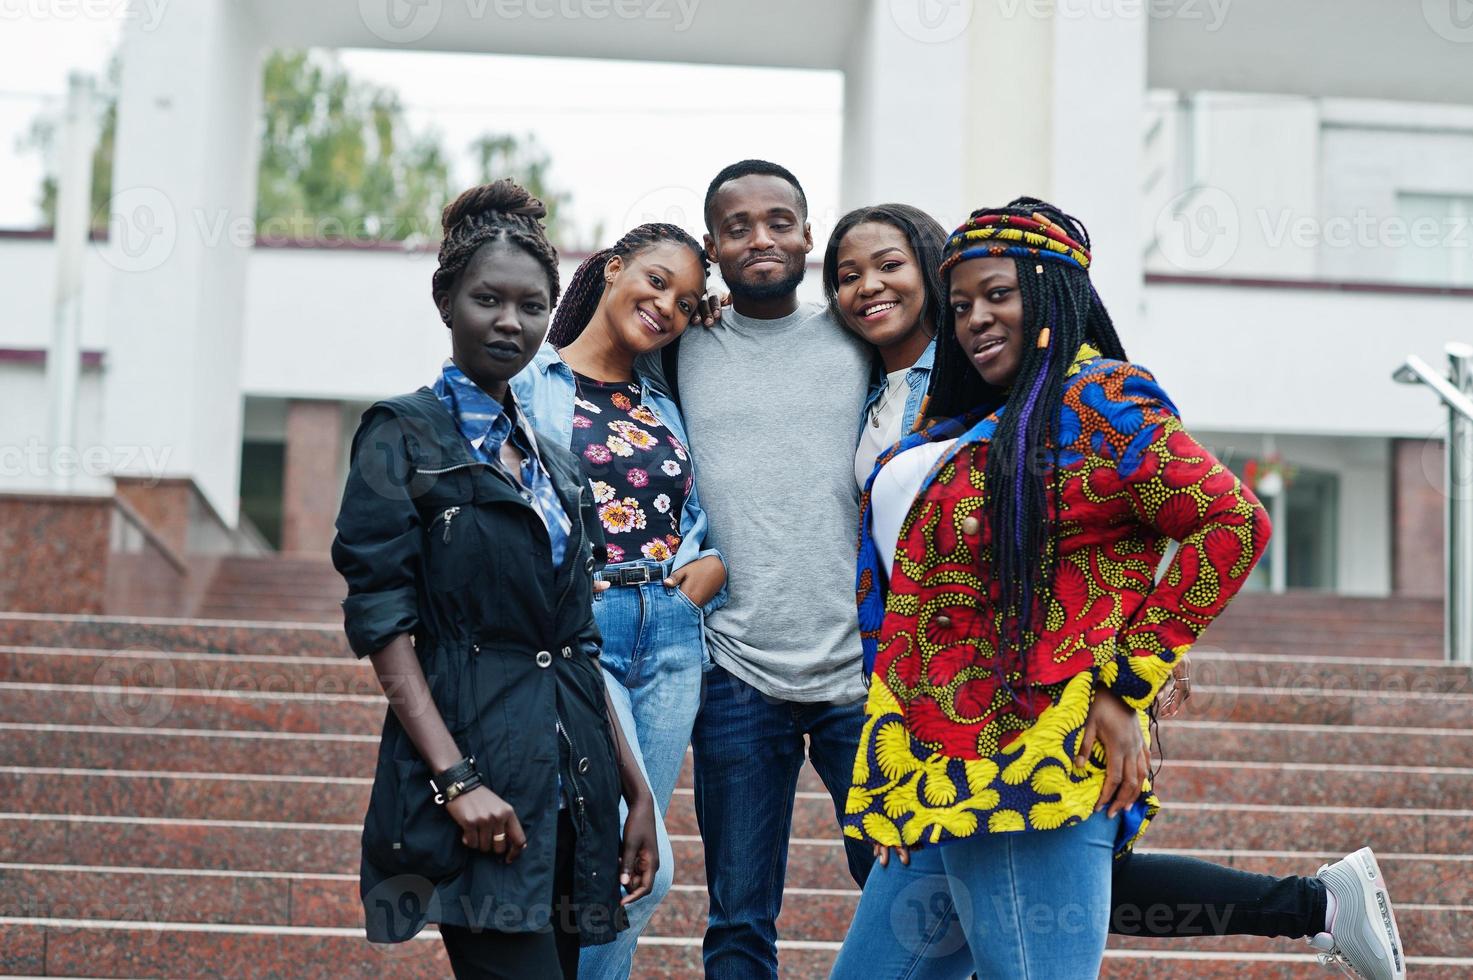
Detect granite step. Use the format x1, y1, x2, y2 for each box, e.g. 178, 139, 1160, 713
0, 647, 375, 695
8, 646, 1469, 701
7, 676, 1469, 735
661, 790, 1473, 856
0, 919, 448, 978
6, 755, 1470, 825
0, 684, 383, 733
0, 613, 347, 658
16, 717, 1471, 777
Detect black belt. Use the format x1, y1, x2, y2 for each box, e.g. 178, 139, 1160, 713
602, 565, 662, 587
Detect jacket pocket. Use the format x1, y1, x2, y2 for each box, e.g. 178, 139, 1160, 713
419, 472, 484, 594
362, 747, 468, 882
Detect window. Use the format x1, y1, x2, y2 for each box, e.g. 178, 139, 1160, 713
1397, 193, 1473, 287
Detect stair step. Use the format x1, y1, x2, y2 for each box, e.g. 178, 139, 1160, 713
0, 919, 447, 978
0, 684, 382, 734
0, 647, 373, 695
12, 717, 1471, 777
0, 613, 346, 657
4, 754, 1469, 825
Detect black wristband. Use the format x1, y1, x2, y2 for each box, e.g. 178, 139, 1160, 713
432, 756, 477, 791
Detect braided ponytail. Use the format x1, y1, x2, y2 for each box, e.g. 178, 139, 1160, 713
930, 196, 1131, 706
547, 222, 706, 348
432, 178, 561, 313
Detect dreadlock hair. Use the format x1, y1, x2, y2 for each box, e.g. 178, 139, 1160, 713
431, 179, 561, 318
703, 159, 808, 232
546, 223, 707, 348
930, 196, 1130, 681
821, 203, 949, 347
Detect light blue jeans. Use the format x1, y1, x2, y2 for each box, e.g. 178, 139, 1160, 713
577, 560, 707, 980
829, 811, 1121, 980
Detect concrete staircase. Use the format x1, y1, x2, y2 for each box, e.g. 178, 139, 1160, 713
0, 603, 1469, 978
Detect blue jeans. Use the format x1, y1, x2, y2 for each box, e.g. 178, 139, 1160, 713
691, 663, 873, 980
577, 563, 706, 980
830, 810, 1121, 980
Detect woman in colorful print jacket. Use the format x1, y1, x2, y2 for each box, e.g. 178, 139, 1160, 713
831, 197, 1271, 978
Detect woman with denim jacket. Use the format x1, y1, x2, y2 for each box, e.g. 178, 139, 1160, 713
823, 201, 1405, 979
510, 222, 728, 980
332, 181, 660, 979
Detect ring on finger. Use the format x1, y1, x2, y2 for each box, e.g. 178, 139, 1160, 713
492, 832, 508, 842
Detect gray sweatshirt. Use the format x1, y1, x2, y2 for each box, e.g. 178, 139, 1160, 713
672, 303, 872, 703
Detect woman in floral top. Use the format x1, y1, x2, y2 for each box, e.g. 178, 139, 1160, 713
510, 222, 726, 980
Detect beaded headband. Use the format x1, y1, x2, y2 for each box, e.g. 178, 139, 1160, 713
938, 211, 1092, 276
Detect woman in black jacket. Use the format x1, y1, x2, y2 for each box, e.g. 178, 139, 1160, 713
332, 179, 658, 979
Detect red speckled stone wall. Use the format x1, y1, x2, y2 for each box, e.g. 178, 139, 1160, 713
0, 495, 111, 613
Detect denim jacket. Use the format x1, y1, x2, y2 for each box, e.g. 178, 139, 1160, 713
859, 338, 936, 441
511, 345, 728, 614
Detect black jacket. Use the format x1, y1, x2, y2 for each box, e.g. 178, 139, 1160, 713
332, 387, 627, 946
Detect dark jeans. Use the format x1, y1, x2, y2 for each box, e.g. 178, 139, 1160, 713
1111, 850, 1328, 938
691, 664, 873, 979
440, 811, 581, 979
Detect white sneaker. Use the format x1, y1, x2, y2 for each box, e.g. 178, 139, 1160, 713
1309, 847, 1406, 980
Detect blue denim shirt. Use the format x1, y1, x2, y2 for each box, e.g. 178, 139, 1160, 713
510, 344, 728, 614
860, 338, 936, 440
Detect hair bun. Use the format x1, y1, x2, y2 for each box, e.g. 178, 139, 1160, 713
441, 178, 548, 235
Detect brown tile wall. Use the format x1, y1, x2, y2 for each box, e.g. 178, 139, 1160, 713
281, 400, 343, 557
1393, 437, 1446, 599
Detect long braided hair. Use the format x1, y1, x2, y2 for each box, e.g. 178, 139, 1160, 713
431, 178, 561, 315
547, 223, 707, 347
930, 197, 1129, 671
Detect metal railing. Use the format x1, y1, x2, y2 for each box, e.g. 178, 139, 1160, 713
1394, 343, 1473, 665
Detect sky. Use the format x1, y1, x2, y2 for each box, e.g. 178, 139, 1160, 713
0, 12, 843, 248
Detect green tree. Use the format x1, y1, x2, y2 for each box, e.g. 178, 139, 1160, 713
469, 132, 581, 246
23, 50, 575, 246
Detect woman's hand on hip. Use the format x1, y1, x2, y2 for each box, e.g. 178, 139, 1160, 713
447, 786, 526, 864
665, 555, 726, 609
1076, 685, 1150, 819
619, 793, 660, 905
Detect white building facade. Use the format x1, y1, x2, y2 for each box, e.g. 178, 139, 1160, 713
2, 0, 1469, 608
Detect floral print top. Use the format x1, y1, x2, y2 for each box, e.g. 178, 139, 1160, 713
569, 372, 692, 565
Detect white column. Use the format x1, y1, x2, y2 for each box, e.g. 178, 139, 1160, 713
841, 0, 970, 229
962, 3, 1147, 320
46, 72, 97, 492
100, 0, 264, 522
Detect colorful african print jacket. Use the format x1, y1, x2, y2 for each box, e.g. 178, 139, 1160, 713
844, 345, 1270, 854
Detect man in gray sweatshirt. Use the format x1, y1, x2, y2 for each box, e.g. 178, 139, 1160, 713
651, 160, 874, 979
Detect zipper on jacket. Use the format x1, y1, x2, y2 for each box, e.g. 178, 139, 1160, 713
433, 506, 462, 543
415, 461, 487, 476
556, 716, 587, 825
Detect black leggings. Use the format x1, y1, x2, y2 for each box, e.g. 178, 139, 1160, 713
440, 811, 580, 979
1110, 851, 1328, 939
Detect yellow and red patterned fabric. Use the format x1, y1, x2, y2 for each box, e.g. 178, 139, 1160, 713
845, 345, 1270, 853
